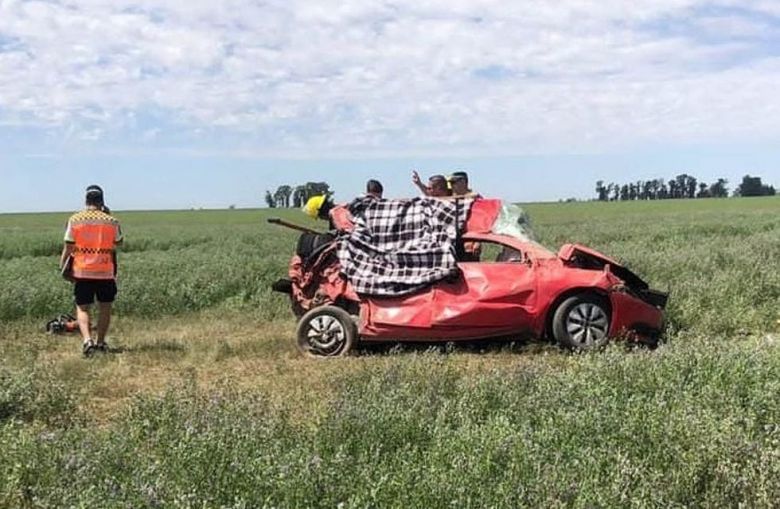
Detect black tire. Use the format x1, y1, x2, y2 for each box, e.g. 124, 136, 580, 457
296, 306, 357, 358
296, 233, 335, 260
552, 294, 611, 350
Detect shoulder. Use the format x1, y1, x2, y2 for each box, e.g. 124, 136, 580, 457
102, 212, 120, 225
68, 210, 88, 223
69, 210, 120, 225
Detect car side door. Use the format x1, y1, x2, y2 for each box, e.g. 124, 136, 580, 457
430, 239, 537, 334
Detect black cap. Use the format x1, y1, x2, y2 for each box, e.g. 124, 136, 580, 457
450, 171, 468, 182
85, 185, 105, 206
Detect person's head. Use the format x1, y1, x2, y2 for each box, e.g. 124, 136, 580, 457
85, 185, 105, 208
449, 171, 470, 195
428, 175, 451, 197
366, 179, 384, 199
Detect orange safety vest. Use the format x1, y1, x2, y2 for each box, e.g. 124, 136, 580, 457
68, 210, 120, 280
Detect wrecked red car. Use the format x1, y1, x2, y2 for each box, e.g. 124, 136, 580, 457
271, 198, 667, 357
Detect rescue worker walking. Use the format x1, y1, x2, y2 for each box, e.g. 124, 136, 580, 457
60, 185, 123, 357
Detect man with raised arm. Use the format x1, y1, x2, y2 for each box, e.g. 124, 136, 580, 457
412, 171, 452, 197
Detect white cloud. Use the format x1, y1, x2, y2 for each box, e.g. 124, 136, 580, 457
0, 0, 779, 155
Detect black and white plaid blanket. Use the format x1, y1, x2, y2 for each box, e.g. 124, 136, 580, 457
338, 197, 473, 296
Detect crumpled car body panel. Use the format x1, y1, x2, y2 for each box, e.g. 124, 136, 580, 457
282, 230, 665, 343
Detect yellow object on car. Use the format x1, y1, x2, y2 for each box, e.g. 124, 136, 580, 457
303, 195, 327, 219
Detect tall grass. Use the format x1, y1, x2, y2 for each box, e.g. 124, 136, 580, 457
1, 198, 777, 336
2, 337, 779, 508
1, 198, 779, 507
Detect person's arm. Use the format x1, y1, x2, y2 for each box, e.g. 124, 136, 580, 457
115, 222, 124, 247
412, 170, 431, 196
60, 243, 75, 269
111, 221, 123, 277
61, 219, 75, 269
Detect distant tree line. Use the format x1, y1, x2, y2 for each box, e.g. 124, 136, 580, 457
265, 182, 332, 208
595, 174, 775, 202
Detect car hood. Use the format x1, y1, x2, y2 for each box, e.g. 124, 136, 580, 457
558, 244, 649, 290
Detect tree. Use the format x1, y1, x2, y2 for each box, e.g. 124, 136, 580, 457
305, 182, 331, 198
620, 184, 629, 201
709, 178, 729, 198
264, 190, 276, 208
658, 179, 668, 200
697, 182, 710, 198
291, 182, 332, 207
674, 174, 685, 198
655, 180, 662, 199
735, 175, 776, 197
610, 183, 620, 201
647, 180, 656, 200
687, 176, 697, 199
292, 185, 308, 208
274, 185, 293, 208
595, 181, 609, 202
668, 180, 678, 199
643, 180, 654, 200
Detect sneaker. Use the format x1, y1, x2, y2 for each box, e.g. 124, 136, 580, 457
82, 339, 96, 357
95, 342, 110, 354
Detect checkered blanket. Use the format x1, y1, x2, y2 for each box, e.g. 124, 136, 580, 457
338, 197, 473, 296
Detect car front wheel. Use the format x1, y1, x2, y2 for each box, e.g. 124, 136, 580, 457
296, 305, 357, 358
552, 294, 611, 350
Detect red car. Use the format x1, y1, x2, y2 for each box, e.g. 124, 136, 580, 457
271, 200, 667, 357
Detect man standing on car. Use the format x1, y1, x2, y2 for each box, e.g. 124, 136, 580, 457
448, 171, 480, 199
366, 179, 384, 200
446, 172, 482, 261
60, 185, 123, 357
412, 171, 452, 197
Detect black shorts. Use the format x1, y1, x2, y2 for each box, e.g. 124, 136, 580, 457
74, 280, 117, 306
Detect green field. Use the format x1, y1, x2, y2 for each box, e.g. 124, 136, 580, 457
1, 197, 779, 507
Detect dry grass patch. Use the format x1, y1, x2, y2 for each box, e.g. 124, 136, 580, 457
3, 311, 562, 425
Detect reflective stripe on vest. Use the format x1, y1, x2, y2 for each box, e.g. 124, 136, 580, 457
72, 220, 117, 280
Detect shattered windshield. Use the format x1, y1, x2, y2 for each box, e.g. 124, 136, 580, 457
491, 202, 536, 242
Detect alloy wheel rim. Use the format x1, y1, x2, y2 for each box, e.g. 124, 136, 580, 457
306, 315, 347, 355
566, 303, 609, 347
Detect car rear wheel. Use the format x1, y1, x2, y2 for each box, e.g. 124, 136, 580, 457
553, 294, 611, 350
296, 305, 357, 358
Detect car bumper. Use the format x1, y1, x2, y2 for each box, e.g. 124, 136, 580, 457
610, 290, 666, 339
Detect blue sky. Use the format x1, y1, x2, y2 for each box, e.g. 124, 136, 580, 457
2, 0, 780, 212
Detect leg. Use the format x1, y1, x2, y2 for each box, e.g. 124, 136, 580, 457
74, 280, 98, 356
73, 281, 94, 341
96, 302, 112, 344
95, 280, 118, 348
76, 304, 92, 341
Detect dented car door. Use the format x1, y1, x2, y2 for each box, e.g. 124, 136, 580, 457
430, 243, 537, 334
